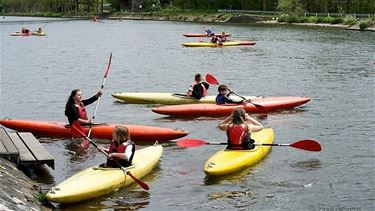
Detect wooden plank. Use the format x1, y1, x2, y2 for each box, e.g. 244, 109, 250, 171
17, 133, 54, 161
17, 132, 54, 169
8, 133, 35, 162
0, 128, 19, 156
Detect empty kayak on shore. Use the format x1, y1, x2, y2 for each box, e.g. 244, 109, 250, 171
0, 118, 188, 142
181, 41, 256, 47
111, 92, 256, 105
183, 33, 231, 37
152, 96, 310, 117
204, 128, 274, 176
46, 144, 163, 204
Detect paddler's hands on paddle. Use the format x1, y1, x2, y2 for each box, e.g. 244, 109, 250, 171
95, 89, 103, 98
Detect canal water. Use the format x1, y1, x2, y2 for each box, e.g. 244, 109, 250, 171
1, 16, 374, 210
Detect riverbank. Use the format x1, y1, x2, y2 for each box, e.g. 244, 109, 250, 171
0, 158, 48, 210
107, 12, 375, 31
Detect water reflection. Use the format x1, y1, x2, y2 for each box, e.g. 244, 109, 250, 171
290, 158, 322, 171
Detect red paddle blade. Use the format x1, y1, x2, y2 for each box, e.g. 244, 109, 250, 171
71, 121, 85, 138
290, 140, 321, 152
127, 171, 149, 190
177, 139, 209, 148
104, 52, 112, 78
205, 74, 219, 85
71, 121, 90, 148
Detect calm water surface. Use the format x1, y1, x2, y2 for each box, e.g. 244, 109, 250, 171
1, 17, 374, 210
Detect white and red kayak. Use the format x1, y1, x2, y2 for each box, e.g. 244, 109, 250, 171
0, 118, 188, 142
152, 96, 310, 117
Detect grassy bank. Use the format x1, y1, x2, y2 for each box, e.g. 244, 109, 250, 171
3, 10, 374, 30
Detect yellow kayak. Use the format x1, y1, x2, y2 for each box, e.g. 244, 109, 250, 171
31, 31, 46, 36
204, 128, 274, 176
111, 92, 256, 105
46, 144, 163, 204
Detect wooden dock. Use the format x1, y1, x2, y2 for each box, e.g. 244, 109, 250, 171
0, 127, 54, 169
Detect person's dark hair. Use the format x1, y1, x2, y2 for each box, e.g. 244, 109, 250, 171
218, 84, 228, 92
64, 89, 80, 116
114, 126, 130, 144
232, 108, 246, 125
194, 74, 202, 81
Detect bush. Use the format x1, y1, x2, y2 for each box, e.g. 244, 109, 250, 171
307, 16, 318, 23
331, 17, 343, 24
322, 16, 334, 23
343, 16, 357, 26
359, 19, 372, 30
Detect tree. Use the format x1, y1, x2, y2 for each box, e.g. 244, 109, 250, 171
277, 0, 305, 16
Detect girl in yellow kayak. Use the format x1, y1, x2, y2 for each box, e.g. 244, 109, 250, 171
98, 126, 135, 168
218, 108, 263, 150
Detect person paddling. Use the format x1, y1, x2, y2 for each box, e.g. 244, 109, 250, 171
216, 85, 250, 105
64, 89, 102, 125
187, 73, 210, 100
98, 126, 135, 168
218, 108, 263, 150
203, 26, 213, 36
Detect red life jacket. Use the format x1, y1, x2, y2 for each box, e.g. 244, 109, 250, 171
75, 103, 88, 120
107, 140, 135, 167
226, 124, 249, 150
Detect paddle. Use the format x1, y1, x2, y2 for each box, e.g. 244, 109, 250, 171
71, 121, 150, 190
177, 138, 321, 152
83, 52, 112, 147
205, 73, 267, 112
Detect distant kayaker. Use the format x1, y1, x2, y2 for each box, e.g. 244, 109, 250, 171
216, 85, 250, 104
218, 108, 263, 150
36, 27, 43, 33
21, 27, 30, 34
187, 73, 210, 99
210, 35, 219, 44
203, 26, 213, 36
217, 32, 228, 44
98, 126, 135, 168
64, 89, 102, 125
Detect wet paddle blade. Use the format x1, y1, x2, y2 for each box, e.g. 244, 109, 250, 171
177, 139, 210, 148
71, 121, 90, 148
290, 140, 322, 152
127, 171, 150, 190
205, 73, 219, 85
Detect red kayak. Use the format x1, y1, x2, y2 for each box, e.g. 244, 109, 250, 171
0, 119, 188, 142
236, 41, 256, 45
152, 96, 310, 117
183, 33, 231, 37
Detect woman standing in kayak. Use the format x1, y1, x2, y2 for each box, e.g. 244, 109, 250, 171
186, 73, 210, 100
218, 108, 263, 150
98, 126, 135, 168
64, 89, 102, 125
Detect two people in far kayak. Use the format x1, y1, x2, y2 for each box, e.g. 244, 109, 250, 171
99, 125, 135, 168
216, 85, 251, 105
210, 32, 229, 45
64, 89, 102, 125
218, 108, 263, 150
187, 73, 210, 100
